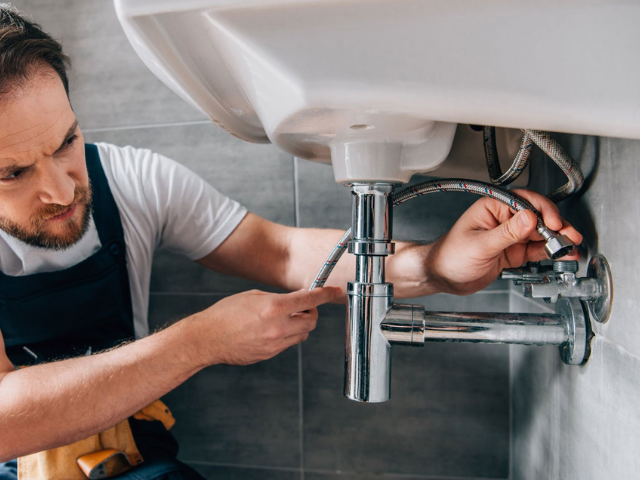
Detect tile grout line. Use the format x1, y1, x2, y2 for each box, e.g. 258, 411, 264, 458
508, 294, 514, 480
293, 157, 305, 480
186, 461, 299, 472
186, 460, 508, 480
509, 343, 514, 480
297, 344, 305, 480
303, 468, 508, 480
82, 119, 211, 133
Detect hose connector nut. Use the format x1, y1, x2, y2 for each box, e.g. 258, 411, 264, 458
544, 234, 575, 260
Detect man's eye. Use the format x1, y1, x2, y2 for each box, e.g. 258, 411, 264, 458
63, 134, 78, 148
2, 169, 26, 181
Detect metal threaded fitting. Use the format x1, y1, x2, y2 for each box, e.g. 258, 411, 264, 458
553, 261, 579, 273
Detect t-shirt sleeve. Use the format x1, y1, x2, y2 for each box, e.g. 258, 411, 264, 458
104, 144, 247, 260
150, 152, 247, 259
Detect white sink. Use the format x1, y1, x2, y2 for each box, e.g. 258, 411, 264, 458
115, 0, 640, 183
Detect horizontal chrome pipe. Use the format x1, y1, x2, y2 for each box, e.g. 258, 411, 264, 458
422, 312, 567, 345
381, 299, 589, 365
382, 306, 567, 346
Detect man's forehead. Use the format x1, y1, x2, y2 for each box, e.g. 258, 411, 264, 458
0, 70, 76, 160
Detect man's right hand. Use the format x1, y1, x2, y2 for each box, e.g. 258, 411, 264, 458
191, 287, 342, 366
0, 285, 341, 460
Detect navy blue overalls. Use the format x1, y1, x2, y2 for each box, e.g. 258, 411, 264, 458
0, 145, 205, 480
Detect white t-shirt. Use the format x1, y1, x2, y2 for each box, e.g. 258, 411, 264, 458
0, 142, 247, 339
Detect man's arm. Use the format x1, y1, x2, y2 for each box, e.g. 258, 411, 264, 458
0, 287, 340, 461
199, 189, 582, 298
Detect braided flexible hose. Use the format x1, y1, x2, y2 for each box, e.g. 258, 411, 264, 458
483, 127, 533, 186
309, 230, 351, 289
394, 179, 543, 226
526, 130, 584, 203
309, 179, 553, 290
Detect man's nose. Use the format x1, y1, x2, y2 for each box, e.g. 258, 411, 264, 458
37, 159, 76, 206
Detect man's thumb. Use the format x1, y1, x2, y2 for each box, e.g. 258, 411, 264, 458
486, 210, 537, 253
284, 286, 342, 314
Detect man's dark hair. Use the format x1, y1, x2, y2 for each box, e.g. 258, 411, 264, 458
0, 4, 70, 97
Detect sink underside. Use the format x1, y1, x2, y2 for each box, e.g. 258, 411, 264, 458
116, 0, 640, 180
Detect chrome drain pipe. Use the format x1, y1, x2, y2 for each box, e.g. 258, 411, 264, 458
345, 183, 395, 403
381, 298, 590, 367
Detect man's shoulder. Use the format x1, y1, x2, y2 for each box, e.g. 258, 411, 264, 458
93, 142, 178, 193
93, 142, 187, 180
91, 142, 161, 210
93, 142, 154, 173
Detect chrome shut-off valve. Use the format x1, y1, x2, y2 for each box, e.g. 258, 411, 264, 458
501, 254, 614, 324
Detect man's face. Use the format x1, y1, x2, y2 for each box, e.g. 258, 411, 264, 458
0, 68, 90, 250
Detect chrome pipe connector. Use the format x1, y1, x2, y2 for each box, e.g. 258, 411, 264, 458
381, 304, 425, 346
537, 225, 574, 260
349, 183, 394, 257
345, 183, 396, 403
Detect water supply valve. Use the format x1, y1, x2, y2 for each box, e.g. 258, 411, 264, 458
501, 254, 613, 324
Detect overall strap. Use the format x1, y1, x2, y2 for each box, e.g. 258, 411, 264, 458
85, 144, 126, 246
0, 144, 136, 365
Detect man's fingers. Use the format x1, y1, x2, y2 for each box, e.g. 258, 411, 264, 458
511, 189, 563, 231
276, 287, 342, 315
483, 209, 538, 257
286, 312, 318, 336
559, 219, 583, 246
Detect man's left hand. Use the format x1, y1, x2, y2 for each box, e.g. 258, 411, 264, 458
424, 189, 583, 296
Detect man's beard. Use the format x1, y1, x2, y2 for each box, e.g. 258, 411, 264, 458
0, 184, 93, 250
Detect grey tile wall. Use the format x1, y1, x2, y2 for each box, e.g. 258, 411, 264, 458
305, 473, 496, 480
15, 0, 207, 130
148, 295, 301, 468
13, 1, 512, 478
302, 305, 509, 479
510, 136, 640, 479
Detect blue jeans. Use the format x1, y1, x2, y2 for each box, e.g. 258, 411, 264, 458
0, 458, 205, 480
0, 460, 16, 480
